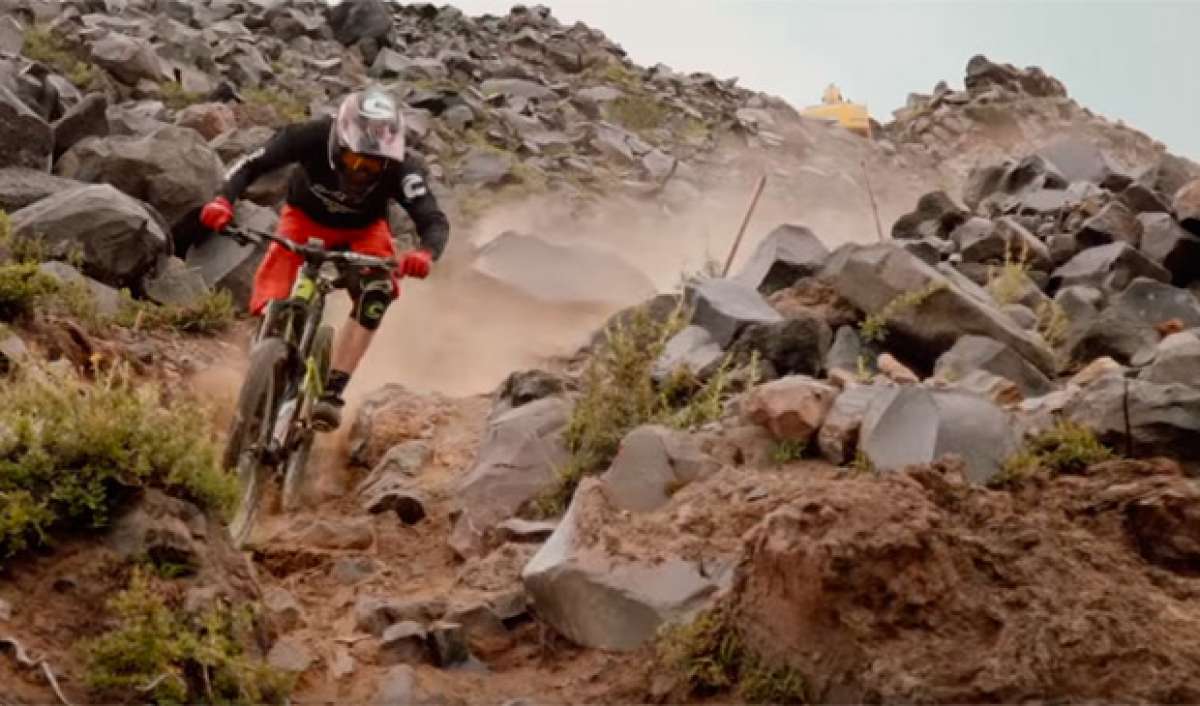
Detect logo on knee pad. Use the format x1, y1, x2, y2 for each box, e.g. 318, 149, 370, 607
354, 277, 393, 330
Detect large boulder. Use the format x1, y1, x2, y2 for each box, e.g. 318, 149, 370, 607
88, 32, 164, 85
817, 384, 894, 465
859, 386, 1021, 484
521, 479, 730, 652
954, 217, 1050, 270
1076, 201, 1143, 249
0, 86, 52, 171
651, 325, 723, 383
728, 314, 832, 379
600, 425, 719, 513
9, 184, 168, 288
0, 168, 80, 212
733, 224, 830, 296
449, 396, 570, 559
1065, 373, 1200, 459
1139, 331, 1200, 387
1036, 137, 1128, 187
821, 243, 1056, 376
891, 191, 968, 241
1065, 278, 1200, 365
51, 92, 109, 160
741, 375, 838, 443
55, 126, 224, 231
1174, 178, 1200, 236
1138, 212, 1200, 285
183, 201, 274, 309
1049, 242, 1169, 294
328, 0, 392, 46
685, 277, 783, 347
471, 231, 655, 308
934, 335, 1053, 398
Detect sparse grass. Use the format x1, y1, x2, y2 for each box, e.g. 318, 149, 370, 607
589, 61, 642, 92
114, 290, 237, 335
242, 87, 308, 125
0, 361, 237, 561
81, 567, 293, 704
986, 243, 1033, 307
606, 94, 669, 132
160, 80, 206, 111
993, 419, 1114, 486
656, 607, 808, 703
0, 261, 62, 321
859, 282, 947, 344
850, 448, 875, 474
770, 439, 807, 465
22, 25, 101, 90
534, 301, 755, 515
1036, 300, 1070, 348
677, 116, 711, 144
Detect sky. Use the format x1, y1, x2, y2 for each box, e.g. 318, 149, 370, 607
443, 0, 1200, 160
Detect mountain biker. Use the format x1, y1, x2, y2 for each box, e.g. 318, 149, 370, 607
198, 87, 449, 431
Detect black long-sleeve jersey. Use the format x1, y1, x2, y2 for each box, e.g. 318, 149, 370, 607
220, 116, 449, 258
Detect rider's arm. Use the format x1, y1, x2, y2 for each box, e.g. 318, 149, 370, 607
394, 156, 450, 259
219, 119, 327, 202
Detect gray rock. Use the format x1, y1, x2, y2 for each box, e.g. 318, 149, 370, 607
38, 261, 121, 316
457, 148, 514, 187
821, 242, 1056, 376
495, 518, 558, 543
1003, 303, 1038, 330
817, 384, 893, 465
825, 325, 865, 374
380, 622, 430, 666
51, 92, 109, 160
55, 125, 225, 230
267, 636, 315, 674
733, 224, 830, 296
365, 441, 433, 481
370, 49, 447, 82
103, 489, 199, 568
652, 325, 723, 382
11, 184, 168, 289
899, 238, 943, 266
329, 0, 392, 46
1066, 278, 1200, 365
1120, 183, 1171, 214
449, 397, 570, 559
481, 78, 555, 103
0, 16, 22, 55
891, 191, 968, 240
331, 556, 378, 585
1065, 374, 1200, 459
1037, 137, 1127, 186
142, 256, 211, 307
209, 126, 275, 163
1015, 188, 1074, 216
1050, 242, 1170, 294
1055, 285, 1103, 324
641, 149, 675, 182
263, 587, 303, 633
492, 370, 567, 418
728, 314, 833, 379
934, 335, 1053, 398
1047, 232, 1082, 267
685, 277, 783, 348
0, 329, 29, 373
473, 231, 655, 308
373, 666, 424, 706
1139, 212, 1200, 285
288, 517, 374, 551
184, 201, 273, 309
355, 596, 446, 637
0, 168, 81, 212
1077, 201, 1143, 249
106, 100, 170, 137
1140, 331, 1200, 386
0, 87, 52, 171
522, 479, 730, 652
600, 425, 719, 513
860, 386, 1021, 484
89, 33, 163, 85
363, 484, 428, 525
1175, 178, 1200, 236
428, 621, 471, 667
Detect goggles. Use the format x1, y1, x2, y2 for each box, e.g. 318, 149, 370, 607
338, 149, 386, 176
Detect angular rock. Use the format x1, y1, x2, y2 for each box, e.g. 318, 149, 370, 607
685, 277, 783, 348
1140, 331, 1200, 387
1077, 201, 1143, 249
955, 217, 1050, 270
652, 325, 722, 382
0, 87, 52, 171
175, 102, 237, 140
55, 125, 225, 230
1066, 278, 1200, 365
51, 92, 108, 160
288, 517, 373, 551
355, 596, 445, 637
106, 100, 170, 137
363, 485, 428, 526
481, 78, 555, 103
492, 370, 567, 418
0, 16, 21, 55
38, 261, 121, 316
522, 479, 729, 652
742, 375, 838, 443
89, 33, 163, 85
934, 335, 1053, 398
267, 636, 315, 674
428, 621, 471, 667
380, 621, 430, 666
860, 386, 1021, 484
817, 384, 893, 465
331, 556, 379, 585
1050, 243, 1169, 294
1065, 374, 1200, 459
891, 191, 968, 240
0, 168, 81, 212
825, 325, 865, 374
1172, 178, 1200, 236
733, 224, 830, 296
142, 256, 211, 307
458, 148, 514, 187
209, 126, 275, 163
184, 201, 273, 309
371, 50, 448, 82
1047, 232, 1082, 267
472, 231, 655, 308
728, 314, 832, 379
1037, 137, 1127, 187
495, 518, 558, 544
329, 0, 393, 46
1120, 183, 1171, 214
449, 397, 570, 559
821, 242, 1056, 376
10, 184, 168, 289
263, 587, 304, 633
600, 425, 719, 513
1139, 212, 1200, 285
1003, 303, 1038, 330
0, 329, 29, 373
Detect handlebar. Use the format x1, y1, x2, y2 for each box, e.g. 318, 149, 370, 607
220, 224, 399, 272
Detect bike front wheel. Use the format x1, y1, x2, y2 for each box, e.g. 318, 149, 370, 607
280, 324, 334, 513
224, 337, 290, 549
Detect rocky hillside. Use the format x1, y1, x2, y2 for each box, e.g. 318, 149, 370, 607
4, 0, 1200, 704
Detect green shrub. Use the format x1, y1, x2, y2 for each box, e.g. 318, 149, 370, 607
81, 567, 293, 704
985, 244, 1033, 307
115, 290, 237, 335
859, 282, 947, 344
995, 419, 1114, 486
0, 362, 237, 560
770, 439, 807, 465
22, 25, 100, 90
0, 260, 62, 321
606, 94, 669, 132
242, 87, 308, 125
160, 81, 206, 111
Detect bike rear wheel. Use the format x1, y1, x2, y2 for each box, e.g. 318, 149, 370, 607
280, 324, 334, 513
224, 337, 290, 549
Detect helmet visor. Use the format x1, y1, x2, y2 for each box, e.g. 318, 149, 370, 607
335, 93, 406, 163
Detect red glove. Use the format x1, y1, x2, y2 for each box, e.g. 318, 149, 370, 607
398, 249, 433, 279
199, 196, 234, 231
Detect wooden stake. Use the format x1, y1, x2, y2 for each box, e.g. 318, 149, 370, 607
861, 160, 886, 242
722, 174, 768, 277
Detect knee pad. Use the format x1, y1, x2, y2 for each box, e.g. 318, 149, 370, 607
351, 275, 394, 330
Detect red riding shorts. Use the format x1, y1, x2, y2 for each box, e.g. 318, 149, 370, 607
249, 205, 399, 315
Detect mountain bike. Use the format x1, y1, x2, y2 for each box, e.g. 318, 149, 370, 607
218, 224, 399, 549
